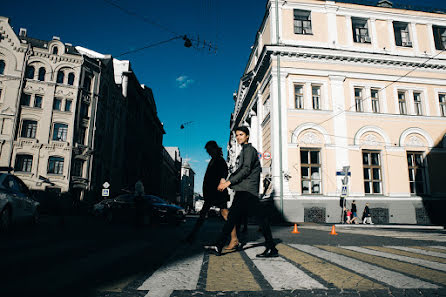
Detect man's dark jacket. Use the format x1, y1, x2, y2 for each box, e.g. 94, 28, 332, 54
228, 143, 261, 197
203, 156, 229, 205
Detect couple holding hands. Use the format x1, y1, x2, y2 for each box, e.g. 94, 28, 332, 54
185, 126, 278, 258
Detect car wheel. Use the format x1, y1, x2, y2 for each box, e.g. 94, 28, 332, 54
0, 206, 12, 232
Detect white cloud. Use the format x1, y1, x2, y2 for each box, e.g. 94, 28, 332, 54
176, 75, 194, 89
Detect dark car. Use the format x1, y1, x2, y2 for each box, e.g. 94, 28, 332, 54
0, 173, 40, 232
102, 194, 186, 225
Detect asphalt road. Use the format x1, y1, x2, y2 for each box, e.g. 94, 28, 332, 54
1, 215, 445, 297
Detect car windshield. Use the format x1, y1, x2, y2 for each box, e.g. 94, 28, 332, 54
115, 195, 134, 202
145, 195, 165, 204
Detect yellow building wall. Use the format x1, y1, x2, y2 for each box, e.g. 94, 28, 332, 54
336, 15, 348, 46
282, 10, 328, 43
375, 20, 390, 50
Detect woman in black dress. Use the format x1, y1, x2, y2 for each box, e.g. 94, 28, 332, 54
184, 141, 238, 248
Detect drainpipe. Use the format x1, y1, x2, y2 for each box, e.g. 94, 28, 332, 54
275, 0, 284, 218
8, 44, 31, 172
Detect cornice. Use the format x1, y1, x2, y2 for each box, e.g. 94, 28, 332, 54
267, 45, 446, 70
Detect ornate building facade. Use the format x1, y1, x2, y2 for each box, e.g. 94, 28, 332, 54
229, 0, 446, 224
0, 16, 165, 202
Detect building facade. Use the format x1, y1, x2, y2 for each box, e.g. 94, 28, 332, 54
229, 0, 446, 224
180, 161, 195, 210
0, 17, 165, 203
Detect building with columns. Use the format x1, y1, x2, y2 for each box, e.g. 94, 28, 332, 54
228, 0, 446, 224
0, 16, 165, 203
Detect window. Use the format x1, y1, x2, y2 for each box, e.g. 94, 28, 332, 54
67, 73, 75, 85
52, 123, 68, 142
53, 98, 62, 110
21, 94, 31, 106
65, 100, 72, 112
34, 95, 43, 108
80, 102, 89, 118
83, 75, 92, 91
72, 160, 84, 177
0, 60, 5, 75
352, 18, 371, 43
398, 91, 407, 115
393, 22, 412, 47
21, 120, 37, 138
413, 92, 423, 116
362, 150, 382, 194
52, 46, 59, 55
439, 93, 446, 117
78, 127, 87, 145
354, 88, 363, 112
407, 152, 425, 195
48, 156, 64, 175
38, 67, 46, 81
14, 154, 33, 172
300, 149, 321, 194
293, 9, 312, 35
433, 26, 446, 50
312, 86, 321, 110
25, 66, 35, 79
371, 89, 380, 113
56, 71, 64, 84
294, 85, 304, 109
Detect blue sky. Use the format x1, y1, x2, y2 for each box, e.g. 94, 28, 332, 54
3, 0, 446, 194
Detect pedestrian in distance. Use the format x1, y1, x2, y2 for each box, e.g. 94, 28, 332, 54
205, 126, 279, 258
134, 179, 145, 228
346, 208, 352, 224
362, 202, 374, 224
184, 141, 239, 249
351, 200, 359, 224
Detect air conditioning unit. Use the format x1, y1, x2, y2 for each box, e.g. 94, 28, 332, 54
364, 36, 371, 43
402, 41, 413, 47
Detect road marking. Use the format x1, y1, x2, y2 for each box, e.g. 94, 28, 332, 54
317, 245, 446, 286
366, 246, 446, 264
244, 246, 326, 290
416, 246, 446, 254
344, 246, 446, 272
138, 253, 203, 297
277, 244, 384, 290
291, 244, 439, 289
430, 246, 446, 251
206, 251, 260, 291
387, 246, 446, 259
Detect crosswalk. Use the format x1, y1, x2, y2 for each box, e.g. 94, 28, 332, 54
132, 244, 446, 296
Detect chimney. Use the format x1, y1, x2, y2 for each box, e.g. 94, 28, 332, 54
19, 28, 27, 37
377, 0, 393, 8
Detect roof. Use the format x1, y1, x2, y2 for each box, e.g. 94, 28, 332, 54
333, 0, 446, 14
19, 36, 80, 55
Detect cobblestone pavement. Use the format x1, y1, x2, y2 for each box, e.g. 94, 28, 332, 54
94, 224, 446, 297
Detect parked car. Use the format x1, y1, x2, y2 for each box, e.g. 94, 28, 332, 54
101, 194, 186, 225
0, 173, 40, 231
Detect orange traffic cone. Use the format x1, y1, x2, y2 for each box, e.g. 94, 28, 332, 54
329, 225, 338, 235
291, 223, 300, 234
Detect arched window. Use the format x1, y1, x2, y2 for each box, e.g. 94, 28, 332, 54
38, 67, 46, 81
52, 46, 59, 55
67, 73, 75, 85
25, 66, 35, 79
0, 60, 5, 75
56, 70, 64, 84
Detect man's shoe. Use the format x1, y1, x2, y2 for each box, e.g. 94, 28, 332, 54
204, 245, 222, 256
256, 248, 279, 258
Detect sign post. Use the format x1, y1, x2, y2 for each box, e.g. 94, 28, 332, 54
338, 166, 350, 223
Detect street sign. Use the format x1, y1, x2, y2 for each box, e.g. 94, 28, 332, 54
341, 185, 348, 196
102, 189, 109, 197
263, 152, 271, 160
336, 171, 351, 176
103, 182, 110, 189
258, 153, 263, 160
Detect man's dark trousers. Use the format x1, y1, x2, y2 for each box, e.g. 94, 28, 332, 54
216, 191, 274, 249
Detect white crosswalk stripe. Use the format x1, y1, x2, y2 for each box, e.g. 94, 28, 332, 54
290, 244, 440, 289
244, 246, 326, 290
343, 246, 446, 272
431, 246, 446, 250
386, 246, 446, 258
137, 252, 203, 297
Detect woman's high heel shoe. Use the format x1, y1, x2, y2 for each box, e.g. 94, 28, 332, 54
224, 240, 240, 251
